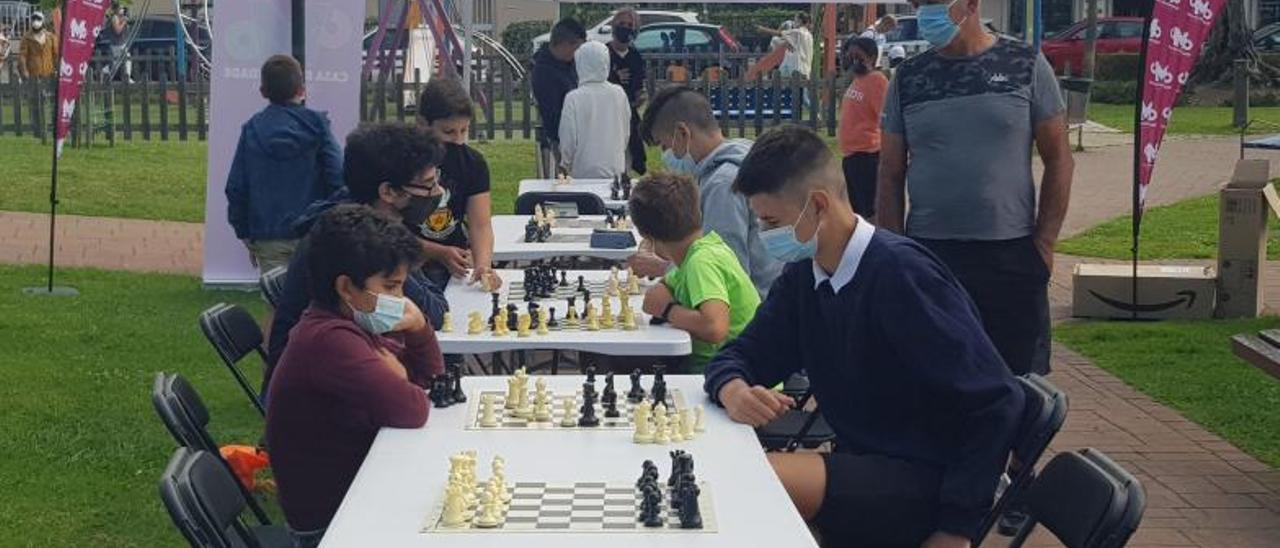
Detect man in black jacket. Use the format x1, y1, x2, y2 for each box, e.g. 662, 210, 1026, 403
531, 18, 586, 176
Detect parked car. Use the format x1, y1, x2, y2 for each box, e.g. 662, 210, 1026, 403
633, 22, 741, 54
530, 9, 699, 52
1041, 17, 1144, 75
882, 15, 1003, 59
1255, 22, 1280, 52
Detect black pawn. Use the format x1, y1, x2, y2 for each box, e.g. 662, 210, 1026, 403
450, 365, 467, 403
627, 368, 645, 402
506, 304, 519, 331
678, 482, 703, 529
586, 366, 597, 385
578, 391, 600, 427
576, 275, 586, 293
604, 398, 620, 418
560, 270, 569, 287
547, 307, 559, 328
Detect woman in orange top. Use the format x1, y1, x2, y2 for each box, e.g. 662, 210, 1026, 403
836, 37, 888, 219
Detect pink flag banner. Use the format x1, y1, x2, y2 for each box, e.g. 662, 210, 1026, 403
55, 0, 109, 155
1137, 0, 1227, 206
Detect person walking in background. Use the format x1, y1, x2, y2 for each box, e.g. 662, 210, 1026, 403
878, 0, 1074, 376
837, 37, 888, 219
226, 54, 345, 272
860, 16, 898, 53
18, 12, 56, 83
606, 7, 648, 175
0, 21, 12, 84
101, 3, 132, 82
757, 13, 813, 80
531, 18, 585, 177
559, 41, 629, 179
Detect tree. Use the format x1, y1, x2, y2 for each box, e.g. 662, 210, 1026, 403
1193, 0, 1280, 84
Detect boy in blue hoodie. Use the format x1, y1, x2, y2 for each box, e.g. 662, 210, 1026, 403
226, 54, 344, 271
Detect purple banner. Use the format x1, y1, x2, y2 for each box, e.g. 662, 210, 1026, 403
305, 0, 364, 141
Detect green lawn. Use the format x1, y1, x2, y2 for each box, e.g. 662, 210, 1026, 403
1088, 103, 1280, 135
0, 265, 271, 546
1058, 190, 1280, 260
1056, 318, 1280, 467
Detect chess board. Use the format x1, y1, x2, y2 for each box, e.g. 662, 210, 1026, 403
506, 280, 613, 303
421, 481, 717, 533
464, 388, 684, 430
551, 219, 609, 229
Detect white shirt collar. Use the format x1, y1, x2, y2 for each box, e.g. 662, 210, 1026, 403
813, 215, 876, 293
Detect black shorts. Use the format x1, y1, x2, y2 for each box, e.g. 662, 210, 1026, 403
915, 236, 1052, 375
814, 453, 942, 547
842, 152, 879, 218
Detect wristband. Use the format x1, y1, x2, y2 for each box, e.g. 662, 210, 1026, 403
658, 301, 678, 322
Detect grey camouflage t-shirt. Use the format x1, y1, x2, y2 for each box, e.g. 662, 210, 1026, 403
883, 37, 1064, 241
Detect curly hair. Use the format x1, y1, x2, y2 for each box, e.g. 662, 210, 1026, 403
343, 122, 445, 205
628, 172, 701, 243
306, 204, 426, 308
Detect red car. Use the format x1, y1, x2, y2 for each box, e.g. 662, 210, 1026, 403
1041, 17, 1145, 75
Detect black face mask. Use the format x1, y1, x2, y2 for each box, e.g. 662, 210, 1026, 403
401, 193, 443, 236
613, 26, 634, 44
852, 59, 870, 76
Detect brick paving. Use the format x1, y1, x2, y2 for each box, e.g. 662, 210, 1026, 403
3, 135, 1280, 546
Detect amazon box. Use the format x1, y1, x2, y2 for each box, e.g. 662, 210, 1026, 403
1072, 264, 1216, 320
1217, 159, 1279, 318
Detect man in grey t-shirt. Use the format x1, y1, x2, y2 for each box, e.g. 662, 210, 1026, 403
878, 0, 1074, 376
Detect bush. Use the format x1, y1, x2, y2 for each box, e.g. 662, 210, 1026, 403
1090, 80, 1139, 104
502, 20, 552, 61
1094, 53, 1141, 82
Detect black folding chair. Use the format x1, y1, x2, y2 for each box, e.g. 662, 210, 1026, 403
977, 373, 1069, 541
258, 267, 288, 309
160, 447, 290, 548
756, 389, 837, 452
514, 191, 607, 216
1009, 448, 1146, 548
152, 372, 272, 525
198, 303, 268, 416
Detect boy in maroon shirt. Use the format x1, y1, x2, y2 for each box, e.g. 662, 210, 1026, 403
265, 204, 443, 546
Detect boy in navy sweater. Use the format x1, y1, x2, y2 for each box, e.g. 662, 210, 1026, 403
226, 54, 344, 271
704, 126, 1024, 548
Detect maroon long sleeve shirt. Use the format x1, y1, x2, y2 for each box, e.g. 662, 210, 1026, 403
265, 304, 443, 531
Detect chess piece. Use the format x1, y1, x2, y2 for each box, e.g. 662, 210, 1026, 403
627, 267, 642, 295
441, 483, 468, 527
504, 377, 520, 410
534, 204, 545, 225
506, 304, 519, 332
517, 313, 532, 338
547, 307, 559, 329
653, 403, 670, 444
627, 369, 646, 402
560, 270, 568, 287
559, 397, 577, 427
564, 299, 579, 327
605, 210, 616, 229
533, 395, 551, 421
669, 410, 685, 442
451, 366, 467, 403
600, 298, 615, 329
527, 302, 541, 330
611, 174, 621, 200
514, 387, 533, 419
479, 394, 499, 427
624, 312, 639, 331
585, 304, 600, 331
576, 275, 586, 294
578, 389, 600, 427
473, 491, 502, 528
633, 402, 654, 443
651, 365, 668, 407
642, 485, 664, 527
694, 405, 707, 433
467, 312, 483, 335
586, 366, 597, 385
441, 312, 453, 333
524, 218, 539, 243
606, 268, 620, 297
581, 289, 592, 317
537, 309, 549, 335
678, 481, 703, 529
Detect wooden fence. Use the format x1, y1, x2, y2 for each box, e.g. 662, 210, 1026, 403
0, 52, 853, 145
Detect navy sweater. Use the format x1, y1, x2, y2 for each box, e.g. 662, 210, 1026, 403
704, 229, 1024, 539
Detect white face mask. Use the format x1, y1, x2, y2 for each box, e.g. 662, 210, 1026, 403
31, 21, 43, 31
347, 291, 408, 335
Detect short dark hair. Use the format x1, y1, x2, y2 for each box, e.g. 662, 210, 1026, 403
848, 37, 879, 61
260, 55, 303, 104
641, 86, 718, 145
344, 122, 445, 204
306, 204, 426, 308
734, 125, 832, 197
550, 18, 586, 46
795, 13, 811, 26
417, 77, 473, 123
628, 172, 702, 242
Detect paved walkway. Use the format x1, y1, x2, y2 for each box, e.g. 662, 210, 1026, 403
3, 135, 1280, 545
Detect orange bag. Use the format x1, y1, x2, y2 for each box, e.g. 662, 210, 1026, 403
219, 445, 271, 492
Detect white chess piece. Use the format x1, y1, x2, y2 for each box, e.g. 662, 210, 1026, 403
681, 408, 696, 440
633, 401, 654, 444
492, 457, 513, 503
560, 397, 577, 427
653, 403, 670, 444
504, 377, 519, 410
669, 410, 685, 442
479, 394, 499, 427
473, 491, 502, 528
533, 394, 551, 422
441, 483, 468, 527
694, 405, 707, 433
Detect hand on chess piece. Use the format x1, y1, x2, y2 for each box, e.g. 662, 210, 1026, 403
430, 244, 472, 278
627, 242, 670, 279
642, 283, 675, 317
471, 267, 502, 291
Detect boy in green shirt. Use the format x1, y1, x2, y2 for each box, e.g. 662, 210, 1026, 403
630, 173, 762, 371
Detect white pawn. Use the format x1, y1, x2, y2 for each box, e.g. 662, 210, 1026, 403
681, 408, 696, 440
633, 401, 653, 444
559, 397, 577, 427
694, 404, 707, 433
441, 483, 468, 527
653, 403, 670, 444
669, 410, 685, 442
479, 394, 499, 427
533, 394, 551, 422
473, 491, 502, 528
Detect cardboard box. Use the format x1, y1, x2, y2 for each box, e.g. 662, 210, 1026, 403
1073, 264, 1216, 320
1216, 158, 1278, 318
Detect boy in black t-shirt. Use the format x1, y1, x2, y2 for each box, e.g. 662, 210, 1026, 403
414, 79, 499, 289
606, 7, 647, 175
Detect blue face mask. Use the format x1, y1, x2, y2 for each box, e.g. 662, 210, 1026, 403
661, 127, 697, 174
918, 0, 964, 49
760, 198, 820, 263
348, 291, 407, 335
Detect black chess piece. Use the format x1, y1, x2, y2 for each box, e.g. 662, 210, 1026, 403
581, 289, 592, 317
450, 364, 467, 403
605, 210, 615, 228
651, 365, 668, 407
528, 302, 541, 330
547, 307, 559, 328
604, 397, 620, 419
678, 481, 703, 529
626, 369, 645, 402
622, 174, 633, 200
576, 275, 586, 293
668, 450, 687, 487
578, 390, 600, 427
611, 175, 621, 201
641, 485, 664, 527
638, 460, 657, 487
585, 366, 597, 385
506, 303, 519, 331
524, 219, 539, 243
560, 270, 568, 287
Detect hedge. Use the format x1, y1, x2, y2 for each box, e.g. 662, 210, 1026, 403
501, 20, 553, 61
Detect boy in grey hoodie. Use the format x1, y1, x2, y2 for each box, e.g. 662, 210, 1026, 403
635, 86, 782, 298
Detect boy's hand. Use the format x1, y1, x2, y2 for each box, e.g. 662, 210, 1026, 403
642, 283, 674, 316
394, 299, 428, 333
470, 266, 503, 291
436, 246, 472, 277
718, 379, 794, 427
627, 250, 669, 278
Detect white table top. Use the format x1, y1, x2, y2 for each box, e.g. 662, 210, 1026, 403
322, 375, 817, 548
518, 178, 628, 210
437, 269, 691, 357
491, 215, 639, 262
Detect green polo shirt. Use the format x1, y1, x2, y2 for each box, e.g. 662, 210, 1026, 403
664, 231, 762, 370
